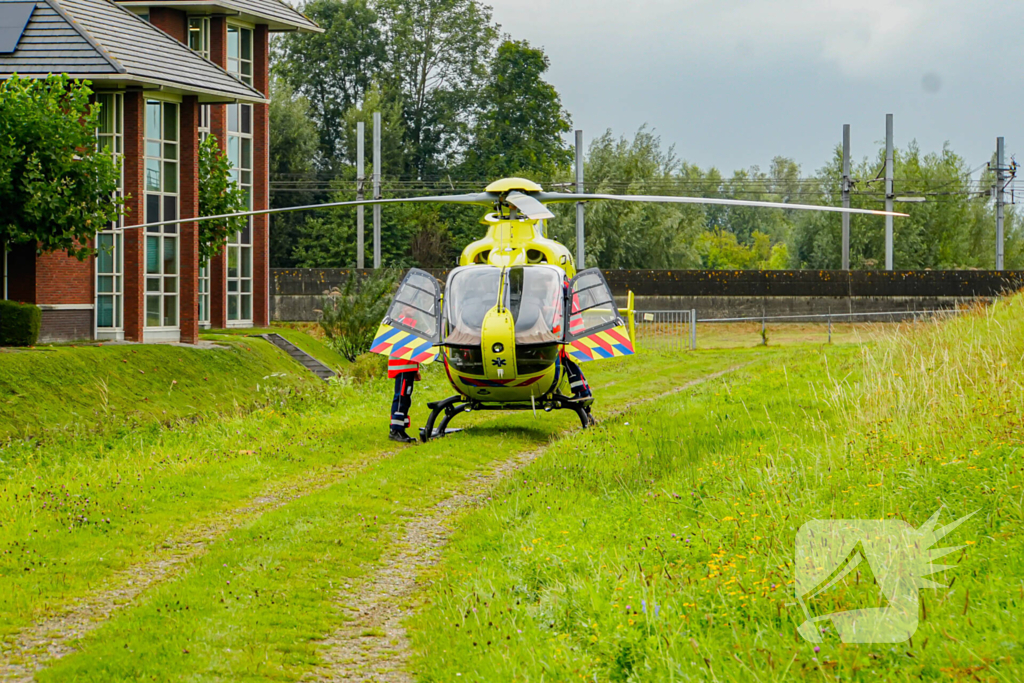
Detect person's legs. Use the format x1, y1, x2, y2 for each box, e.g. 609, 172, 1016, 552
390, 371, 417, 442
563, 356, 596, 425
564, 357, 592, 399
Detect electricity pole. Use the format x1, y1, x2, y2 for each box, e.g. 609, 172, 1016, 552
356, 121, 365, 269
842, 124, 851, 270
372, 111, 382, 269
996, 137, 1005, 271
885, 114, 894, 271
575, 130, 585, 269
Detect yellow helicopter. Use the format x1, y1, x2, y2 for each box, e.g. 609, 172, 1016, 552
136, 176, 906, 441
369, 178, 630, 440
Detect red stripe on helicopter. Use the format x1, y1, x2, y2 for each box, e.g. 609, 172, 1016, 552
604, 327, 634, 351
589, 333, 615, 356
459, 377, 514, 388
569, 341, 595, 360
457, 375, 545, 388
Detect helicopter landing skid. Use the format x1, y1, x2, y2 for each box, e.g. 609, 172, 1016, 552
420, 394, 594, 443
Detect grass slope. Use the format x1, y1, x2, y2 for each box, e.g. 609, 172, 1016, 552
0, 338, 322, 441
202, 326, 350, 373
407, 299, 1024, 681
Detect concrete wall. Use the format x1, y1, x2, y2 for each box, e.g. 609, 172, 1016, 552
271, 268, 1024, 322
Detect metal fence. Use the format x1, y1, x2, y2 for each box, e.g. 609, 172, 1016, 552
633, 309, 697, 352
695, 308, 966, 347
631, 307, 967, 351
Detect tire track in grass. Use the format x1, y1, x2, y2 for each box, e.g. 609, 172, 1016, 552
317, 364, 751, 682
0, 448, 401, 683
0, 386, 627, 681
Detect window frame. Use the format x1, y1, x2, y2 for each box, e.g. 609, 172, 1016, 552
225, 21, 255, 325
143, 97, 182, 335
95, 92, 124, 340
188, 16, 210, 59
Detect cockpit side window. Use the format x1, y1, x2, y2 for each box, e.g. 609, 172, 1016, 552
444, 266, 502, 345
509, 266, 563, 345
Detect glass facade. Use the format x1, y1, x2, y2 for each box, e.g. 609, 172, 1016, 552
144, 99, 180, 329
226, 24, 253, 323
96, 93, 124, 336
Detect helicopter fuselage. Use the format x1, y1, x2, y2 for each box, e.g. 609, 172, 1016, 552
373, 177, 634, 411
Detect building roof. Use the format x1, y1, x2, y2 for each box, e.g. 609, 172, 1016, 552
0, 0, 266, 102
116, 0, 321, 33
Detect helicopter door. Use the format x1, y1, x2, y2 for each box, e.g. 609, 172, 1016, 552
564, 268, 635, 362
370, 268, 442, 365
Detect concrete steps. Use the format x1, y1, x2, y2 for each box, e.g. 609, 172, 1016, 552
256, 333, 336, 382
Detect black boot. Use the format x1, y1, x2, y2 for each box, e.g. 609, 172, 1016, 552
389, 429, 417, 444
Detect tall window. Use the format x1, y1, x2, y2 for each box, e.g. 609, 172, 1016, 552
96, 93, 124, 338
227, 24, 252, 84
226, 24, 253, 323
188, 16, 212, 137
193, 18, 211, 325
144, 99, 179, 330
188, 17, 210, 58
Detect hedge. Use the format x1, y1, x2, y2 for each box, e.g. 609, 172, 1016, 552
0, 300, 41, 346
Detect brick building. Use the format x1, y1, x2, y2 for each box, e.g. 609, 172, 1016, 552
0, 0, 319, 342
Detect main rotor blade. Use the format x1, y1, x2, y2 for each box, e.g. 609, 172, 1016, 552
505, 191, 555, 220
533, 192, 910, 218
125, 192, 498, 231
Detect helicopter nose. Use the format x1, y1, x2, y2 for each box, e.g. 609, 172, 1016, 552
481, 306, 516, 381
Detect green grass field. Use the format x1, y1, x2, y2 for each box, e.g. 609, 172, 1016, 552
0, 302, 1021, 681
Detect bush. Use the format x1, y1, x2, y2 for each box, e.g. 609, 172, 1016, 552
347, 352, 389, 383
0, 300, 41, 346
318, 268, 400, 361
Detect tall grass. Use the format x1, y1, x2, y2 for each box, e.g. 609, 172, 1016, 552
408, 295, 1024, 682
852, 297, 1023, 433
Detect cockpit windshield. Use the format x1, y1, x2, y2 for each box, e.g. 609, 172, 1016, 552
508, 266, 563, 345
444, 267, 502, 345
444, 266, 565, 346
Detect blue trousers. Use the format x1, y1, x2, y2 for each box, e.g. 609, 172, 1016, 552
390, 371, 417, 432
564, 358, 591, 398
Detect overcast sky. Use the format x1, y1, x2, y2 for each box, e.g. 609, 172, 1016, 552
488, 0, 1022, 181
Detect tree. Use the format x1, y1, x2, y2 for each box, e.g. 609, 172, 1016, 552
197, 134, 248, 264
275, 0, 386, 165
549, 127, 704, 269
790, 142, 1019, 269
718, 157, 802, 245
460, 40, 572, 181
697, 230, 789, 269
276, 0, 498, 178
269, 77, 320, 267
0, 75, 122, 259
374, 0, 499, 178
291, 181, 444, 268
